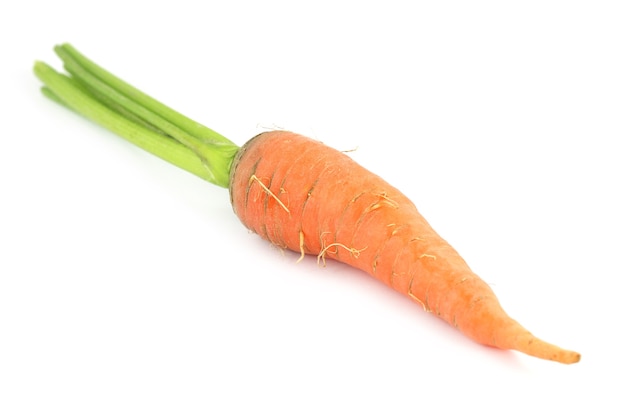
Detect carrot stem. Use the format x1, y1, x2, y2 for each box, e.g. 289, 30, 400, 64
33, 44, 239, 187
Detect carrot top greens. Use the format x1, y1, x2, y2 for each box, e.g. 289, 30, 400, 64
34, 43, 239, 188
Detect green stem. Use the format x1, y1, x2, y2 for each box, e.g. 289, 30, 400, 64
33, 43, 240, 188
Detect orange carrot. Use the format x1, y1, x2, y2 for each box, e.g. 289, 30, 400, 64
35, 44, 580, 364
230, 130, 580, 364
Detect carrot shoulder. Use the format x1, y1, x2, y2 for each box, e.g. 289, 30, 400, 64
230, 130, 580, 364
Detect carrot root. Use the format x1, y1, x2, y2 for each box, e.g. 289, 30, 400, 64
249, 174, 290, 213
317, 243, 367, 266
230, 130, 581, 364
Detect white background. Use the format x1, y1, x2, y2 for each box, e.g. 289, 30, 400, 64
1, 1, 624, 407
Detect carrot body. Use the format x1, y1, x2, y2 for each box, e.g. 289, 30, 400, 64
230, 130, 580, 364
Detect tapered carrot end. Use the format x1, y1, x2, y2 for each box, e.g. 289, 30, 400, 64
461, 299, 581, 364
522, 343, 581, 364
558, 350, 581, 365
505, 329, 581, 364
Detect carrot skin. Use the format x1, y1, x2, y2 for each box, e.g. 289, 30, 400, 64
230, 130, 580, 364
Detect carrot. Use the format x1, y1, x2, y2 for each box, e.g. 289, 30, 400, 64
34, 44, 580, 364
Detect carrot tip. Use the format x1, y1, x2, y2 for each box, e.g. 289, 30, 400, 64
561, 351, 581, 364
518, 341, 581, 364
